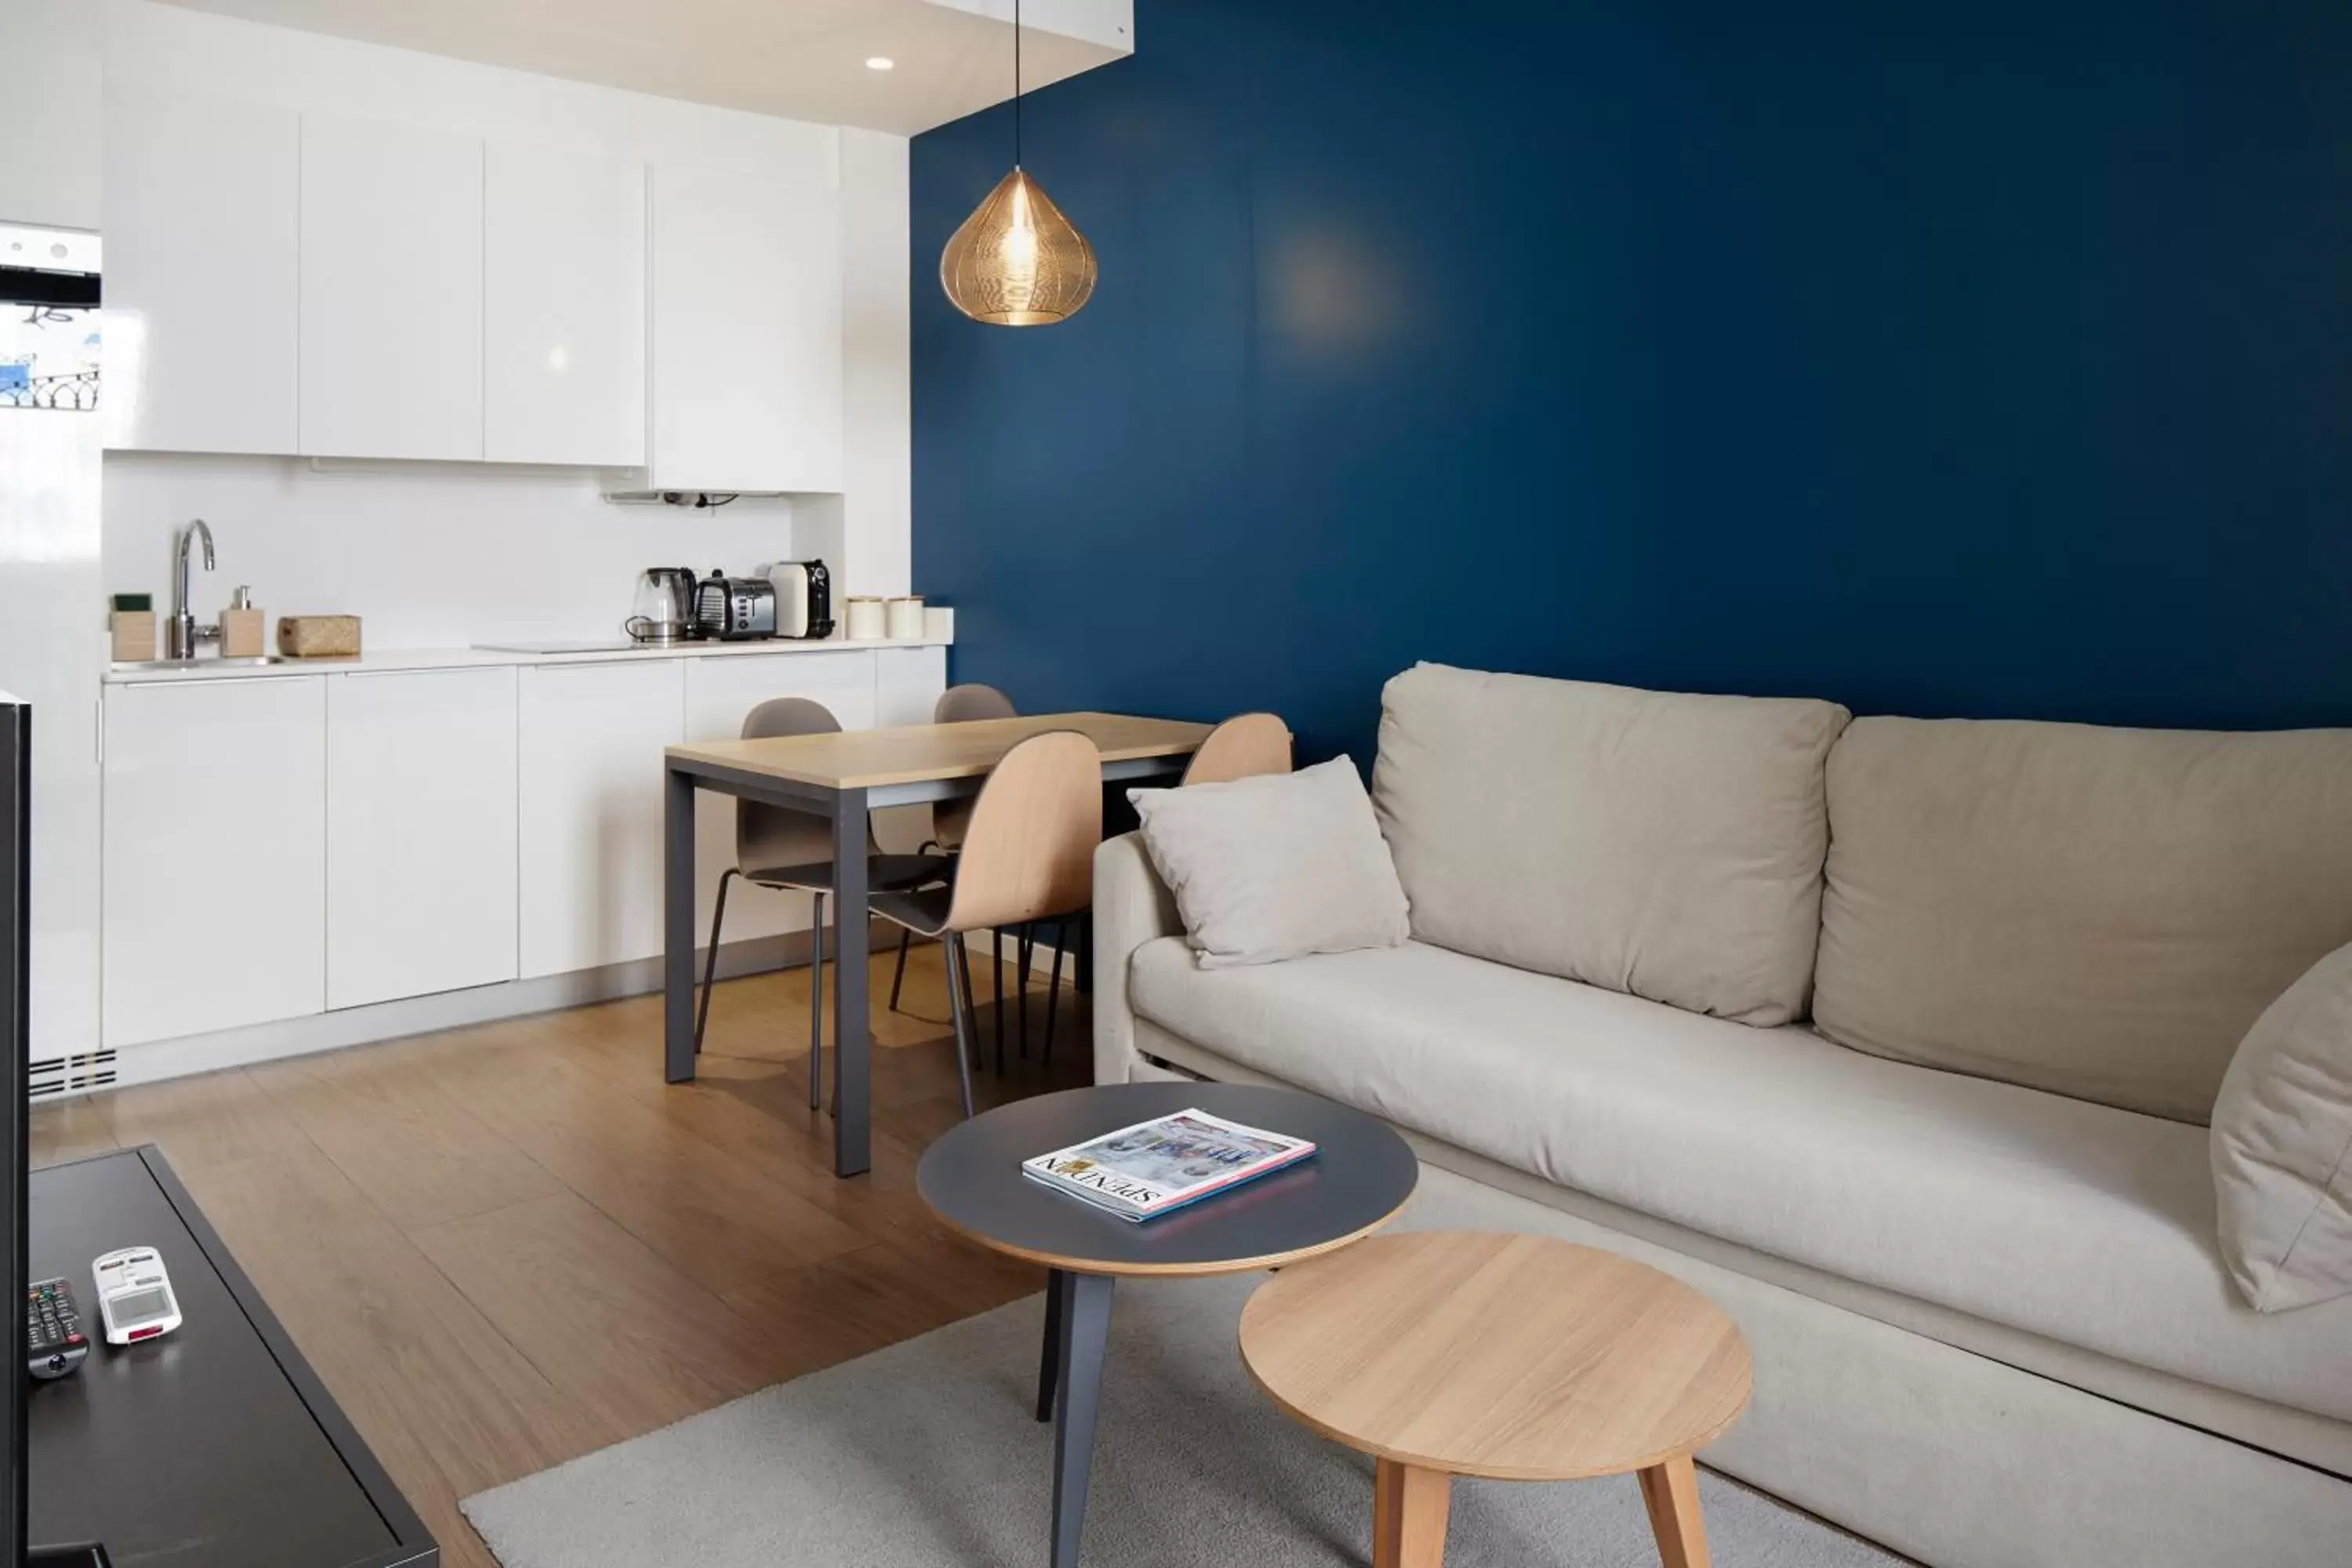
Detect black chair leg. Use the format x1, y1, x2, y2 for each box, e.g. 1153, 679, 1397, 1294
887, 927, 913, 1013
808, 891, 826, 1113
992, 926, 1005, 1073
1044, 920, 1067, 1065
1017, 923, 1034, 1062
693, 869, 736, 1054
942, 933, 978, 1120
955, 932, 978, 1040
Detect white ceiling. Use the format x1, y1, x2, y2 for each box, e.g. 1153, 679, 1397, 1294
151, 0, 1134, 136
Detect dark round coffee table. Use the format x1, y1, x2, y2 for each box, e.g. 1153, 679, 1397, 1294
918, 1081, 1419, 1568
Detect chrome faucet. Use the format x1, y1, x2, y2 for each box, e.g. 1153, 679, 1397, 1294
166, 519, 219, 660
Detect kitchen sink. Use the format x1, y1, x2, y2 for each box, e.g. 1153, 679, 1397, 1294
111, 655, 293, 671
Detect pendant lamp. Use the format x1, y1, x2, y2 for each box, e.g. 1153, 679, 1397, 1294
940, 0, 1097, 326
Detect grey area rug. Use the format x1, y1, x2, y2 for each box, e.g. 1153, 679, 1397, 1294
464, 1174, 1904, 1568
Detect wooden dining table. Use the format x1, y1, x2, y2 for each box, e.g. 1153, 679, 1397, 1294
663, 711, 1214, 1176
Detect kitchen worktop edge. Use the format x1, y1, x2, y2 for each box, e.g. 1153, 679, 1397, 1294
103, 635, 952, 684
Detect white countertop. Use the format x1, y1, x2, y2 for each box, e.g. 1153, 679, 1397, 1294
103, 634, 951, 684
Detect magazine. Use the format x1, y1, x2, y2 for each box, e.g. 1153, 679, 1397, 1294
1022, 1108, 1318, 1223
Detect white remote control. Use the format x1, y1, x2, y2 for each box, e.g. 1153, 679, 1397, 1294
92, 1247, 183, 1346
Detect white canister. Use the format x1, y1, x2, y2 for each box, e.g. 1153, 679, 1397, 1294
844, 596, 886, 641
885, 596, 927, 640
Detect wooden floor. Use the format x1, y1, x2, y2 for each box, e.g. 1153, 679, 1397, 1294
30, 943, 1088, 1568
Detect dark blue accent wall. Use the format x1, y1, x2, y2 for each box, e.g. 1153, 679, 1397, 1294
913, 0, 2352, 765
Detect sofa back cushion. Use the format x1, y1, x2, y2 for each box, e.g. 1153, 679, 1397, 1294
1371, 664, 1852, 1025
1815, 717, 2352, 1123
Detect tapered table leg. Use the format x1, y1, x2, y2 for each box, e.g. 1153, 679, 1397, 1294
1638, 1454, 1711, 1568
663, 764, 697, 1083
1050, 1272, 1115, 1568
1373, 1459, 1451, 1568
829, 786, 871, 1177
1036, 1267, 1065, 1422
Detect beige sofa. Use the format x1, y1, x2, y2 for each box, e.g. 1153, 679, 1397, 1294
1094, 663, 2352, 1568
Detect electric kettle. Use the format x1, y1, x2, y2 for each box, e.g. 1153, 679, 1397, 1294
627, 567, 699, 644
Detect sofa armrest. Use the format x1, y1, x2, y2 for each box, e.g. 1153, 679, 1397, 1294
1092, 831, 1181, 1084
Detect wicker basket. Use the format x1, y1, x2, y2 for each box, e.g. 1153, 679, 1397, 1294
277, 615, 361, 658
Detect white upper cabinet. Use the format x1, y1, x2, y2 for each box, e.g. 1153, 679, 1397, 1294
648, 159, 844, 494
103, 90, 300, 456
299, 114, 485, 461
485, 142, 647, 467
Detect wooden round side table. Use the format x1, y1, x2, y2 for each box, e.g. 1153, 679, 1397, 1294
1238, 1230, 1753, 1568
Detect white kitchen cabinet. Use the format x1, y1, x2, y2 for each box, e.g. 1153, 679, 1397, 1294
102, 90, 300, 456
646, 160, 844, 494
683, 652, 875, 944
874, 645, 949, 727
325, 669, 517, 1009
102, 677, 327, 1048
869, 645, 951, 853
299, 114, 485, 461
517, 659, 684, 978
485, 142, 647, 467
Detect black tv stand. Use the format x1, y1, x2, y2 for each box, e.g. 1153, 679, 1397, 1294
27, 1147, 436, 1567
30, 1546, 110, 1566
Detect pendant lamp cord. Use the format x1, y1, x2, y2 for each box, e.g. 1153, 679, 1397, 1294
1013, 0, 1023, 168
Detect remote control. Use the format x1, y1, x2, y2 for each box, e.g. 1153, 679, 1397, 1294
92, 1247, 182, 1346
26, 1278, 89, 1381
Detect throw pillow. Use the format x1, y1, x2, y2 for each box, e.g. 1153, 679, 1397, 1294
2212, 941, 2352, 1312
1130, 757, 1410, 969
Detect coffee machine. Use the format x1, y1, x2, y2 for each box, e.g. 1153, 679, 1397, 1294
762, 560, 835, 640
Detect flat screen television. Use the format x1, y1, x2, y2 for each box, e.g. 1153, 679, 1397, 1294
4, 691, 29, 1568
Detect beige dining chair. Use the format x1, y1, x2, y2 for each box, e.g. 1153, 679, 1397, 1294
869, 730, 1103, 1119
1181, 712, 1294, 786
887, 681, 1019, 1022
693, 697, 949, 1109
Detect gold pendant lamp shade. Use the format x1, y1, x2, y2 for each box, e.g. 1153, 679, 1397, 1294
941, 168, 1097, 326
940, 0, 1096, 327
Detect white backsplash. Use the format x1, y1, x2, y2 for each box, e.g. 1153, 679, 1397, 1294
103, 452, 804, 649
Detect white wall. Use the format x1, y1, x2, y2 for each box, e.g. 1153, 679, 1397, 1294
96, 0, 916, 652
800, 128, 916, 603
0, 0, 102, 230
102, 457, 802, 649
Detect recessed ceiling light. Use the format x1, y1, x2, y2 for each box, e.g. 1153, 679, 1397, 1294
866, 56, 895, 71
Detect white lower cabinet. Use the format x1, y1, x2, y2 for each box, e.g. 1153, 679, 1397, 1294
874, 645, 949, 726
517, 660, 685, 978
325, 669, 519, 1009
103, 677, 328, 1048
99, 647, 946, 1051
683, 652, 879, 946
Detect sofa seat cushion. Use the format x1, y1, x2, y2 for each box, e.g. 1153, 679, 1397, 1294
1128, 937, 2352, 1424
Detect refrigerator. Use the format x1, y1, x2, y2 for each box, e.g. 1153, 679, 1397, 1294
0, 224, 103, 1083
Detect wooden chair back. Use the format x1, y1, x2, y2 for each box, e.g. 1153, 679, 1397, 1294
943, 730, 1102, 934
1181, 712, 1294, 786
737, 698, 841, 873
931, 684, 1020, 848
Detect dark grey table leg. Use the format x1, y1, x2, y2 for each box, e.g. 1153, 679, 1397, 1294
830, 786, 871, 1178
1036, 1268, 1065, 1421
1050, 1271, 1115, 1568
664, 764, 698, 1084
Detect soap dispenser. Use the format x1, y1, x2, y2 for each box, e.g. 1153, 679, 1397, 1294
220, 585, 266, 659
